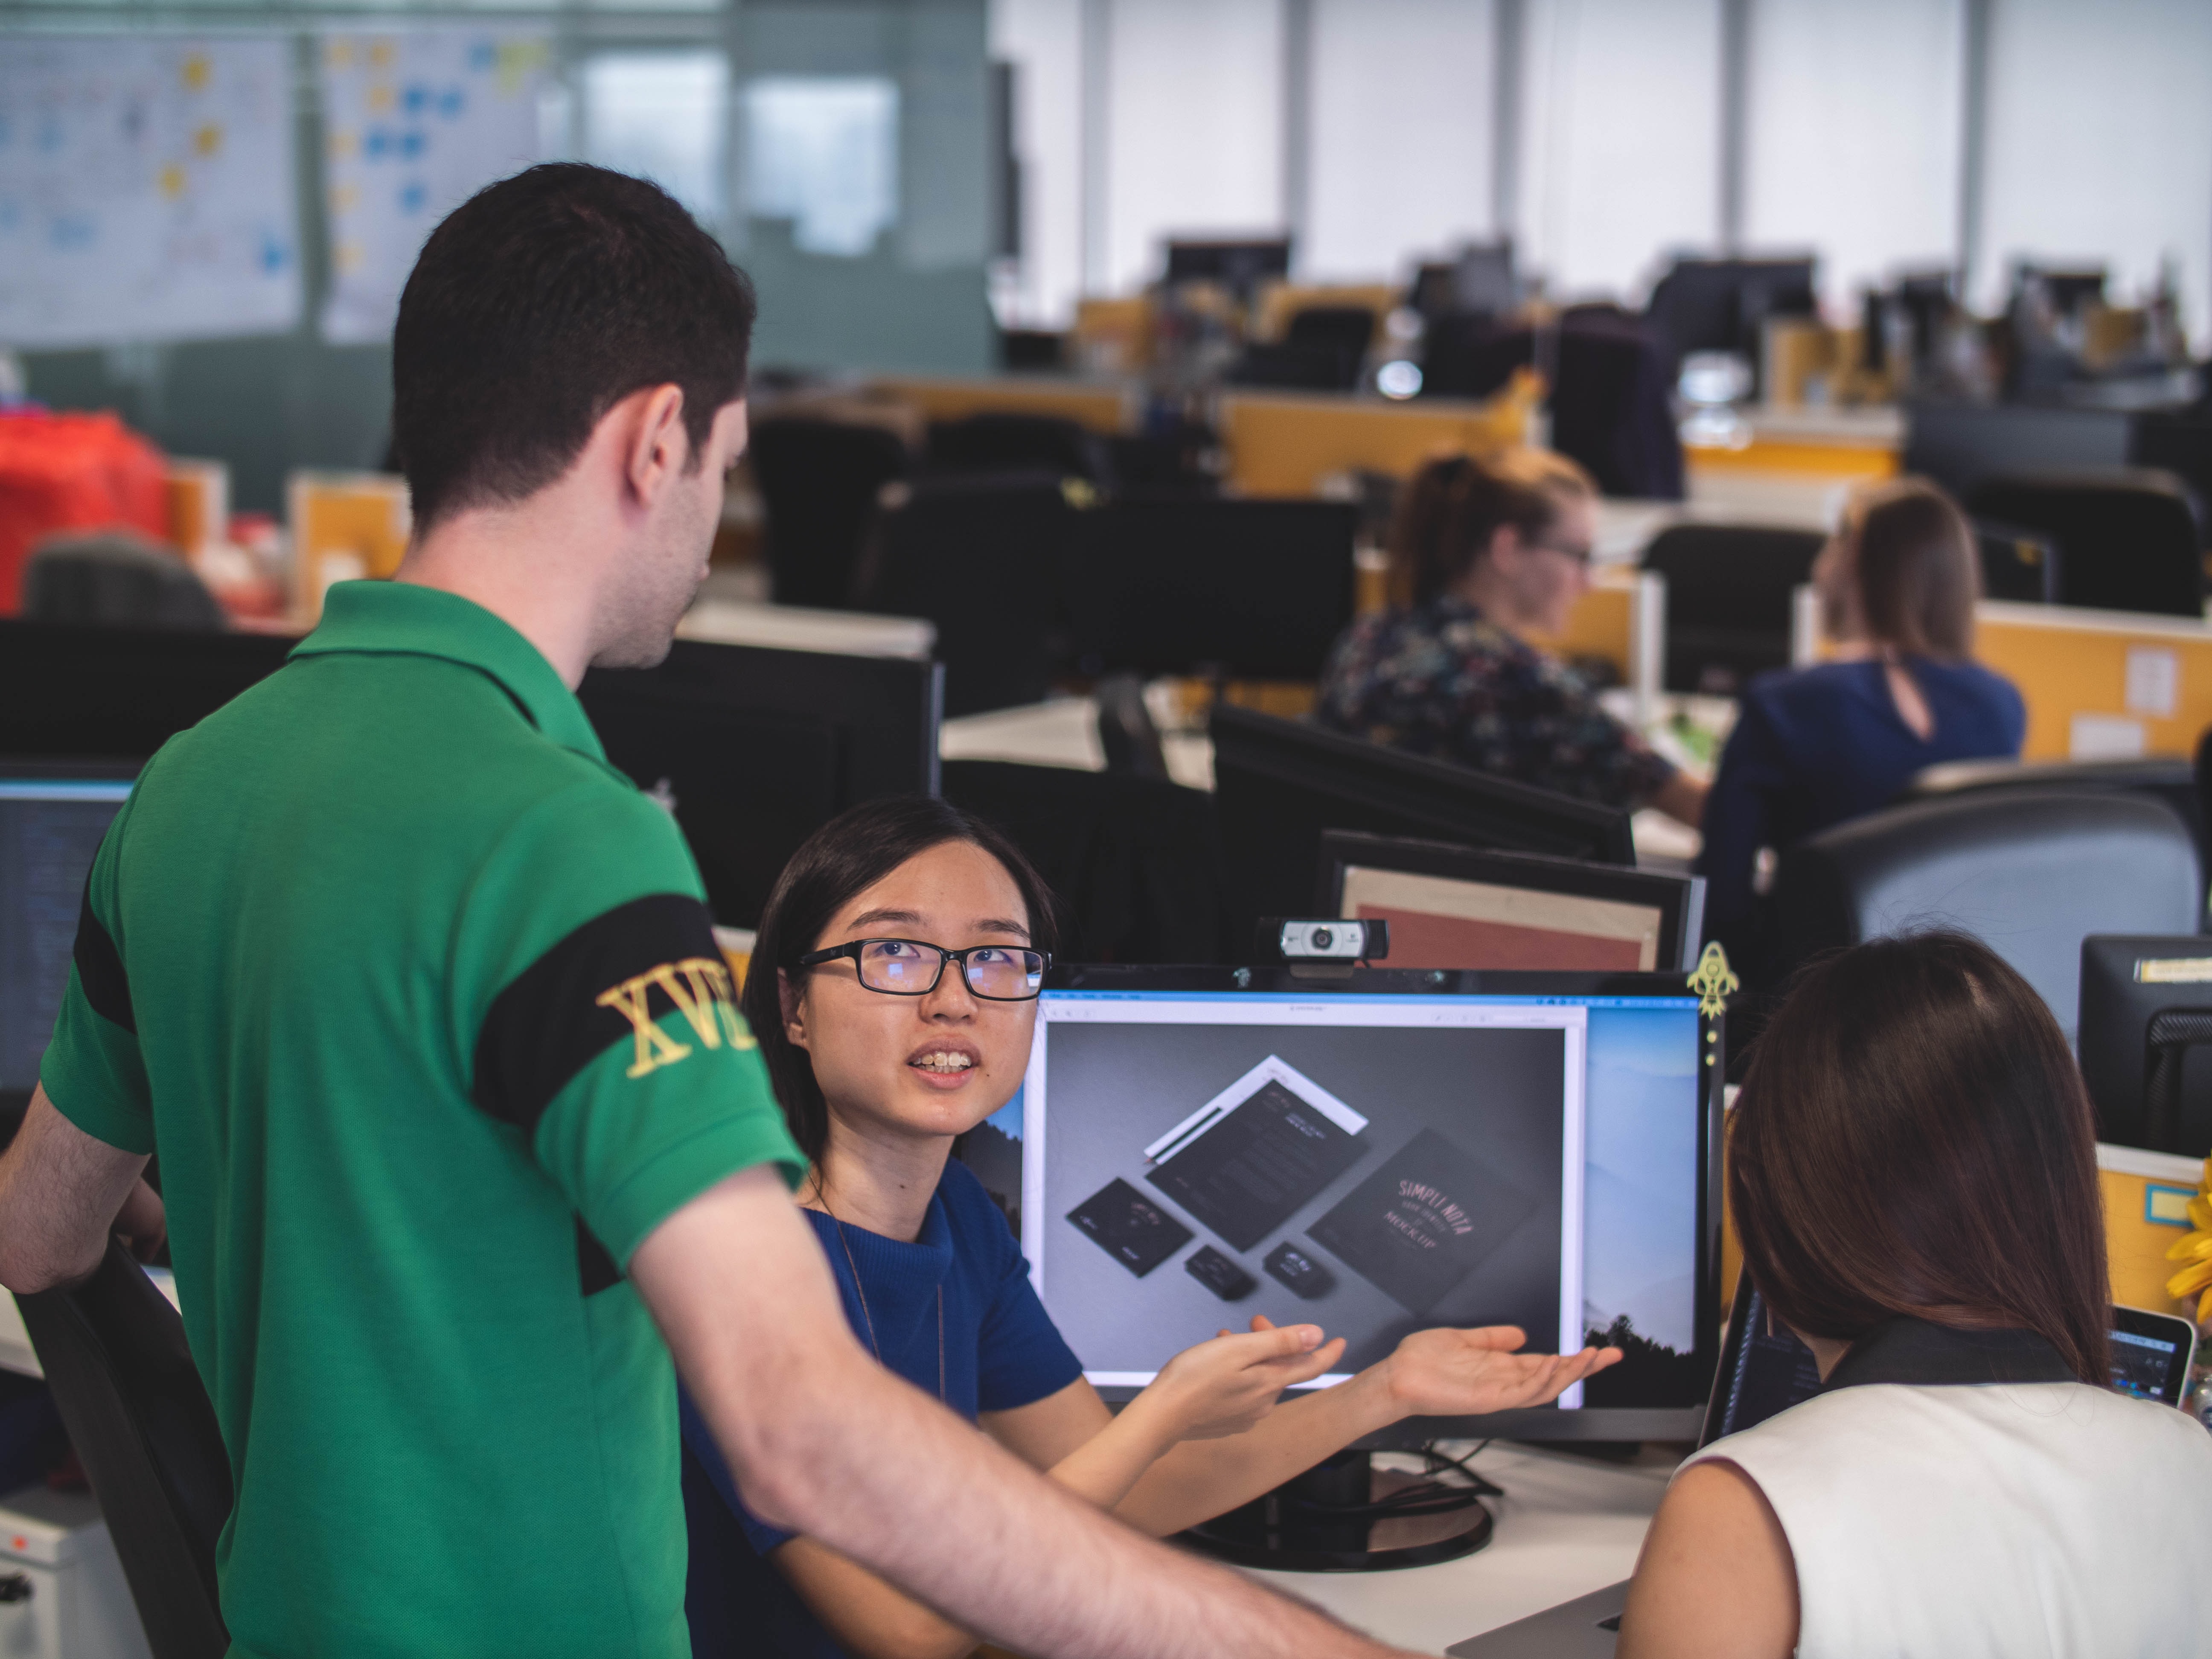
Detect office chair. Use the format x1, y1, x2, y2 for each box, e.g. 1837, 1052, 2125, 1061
22, 533, 227, 631
1964, 469, 2203, 617
853, 473, 1076, 718
748, 417, 911, 610
1060, 497, 1359, 682
17, 1241, 231, 1659
1422, 313, 1683, 499
941, 760, 1227, 964
1227, 307, 1375, 393
1768, 789, 2202, 1045
1972, 518, 2061, 604
923, 413, 1113, 487
1093, 673, 1170, 780
1638, 524, 1825, 695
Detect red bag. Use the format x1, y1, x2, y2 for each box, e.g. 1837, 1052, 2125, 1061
0, 410, 171, 615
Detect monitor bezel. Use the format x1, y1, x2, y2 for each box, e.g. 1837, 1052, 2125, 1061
1316, 829, 1708, 975
1033, 962, 1723, 1444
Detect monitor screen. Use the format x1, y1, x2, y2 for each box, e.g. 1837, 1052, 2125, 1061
1339, 864, 1666, 973
0, 770, 136, 1101
979, 967, 1717, 1437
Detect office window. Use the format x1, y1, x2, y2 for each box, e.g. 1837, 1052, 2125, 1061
1742, 0, 1964, 313
1979, 0, 2212, 338
582, 52, 728, 229
1305, 0, 1495, 283
743, 76, 901, 259
1102, 0, 1284, 295
1516, 0, 1721, 303
990, 0, 1084, 325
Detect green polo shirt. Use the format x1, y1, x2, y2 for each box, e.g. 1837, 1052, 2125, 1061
40, 581, 802, 1659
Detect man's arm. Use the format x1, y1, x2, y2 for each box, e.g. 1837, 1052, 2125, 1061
631, 1169, 1403, 1659
0, 1086, 164, 1292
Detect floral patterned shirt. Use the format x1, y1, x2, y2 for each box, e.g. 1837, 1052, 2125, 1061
1315, 594, 1675, 811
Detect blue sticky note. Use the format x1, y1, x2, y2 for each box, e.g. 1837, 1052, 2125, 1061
401, 129, 425, 158
439, 86, 464, 119
399, 180, 427, 214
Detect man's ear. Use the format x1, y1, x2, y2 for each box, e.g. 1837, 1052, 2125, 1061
779, 967, 809, 1053
621, 384, 689, 508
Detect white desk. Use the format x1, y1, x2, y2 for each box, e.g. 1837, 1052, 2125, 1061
677, 598, 935, 661
1251, 1442, 1674, 1653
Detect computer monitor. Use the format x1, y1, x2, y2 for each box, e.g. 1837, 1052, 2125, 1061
1318, 830, 1706, 975
1062, 500, 1358, 681
1643, 257, 1817, 385
579, 639, 944, 928
2078, 935, 2212, 1157
0, 620, 293, 759
1162, 238, 1292, 295
0, 760, 140, 1125
997, 963, 1722, 1444
1210, 706, 1635, 956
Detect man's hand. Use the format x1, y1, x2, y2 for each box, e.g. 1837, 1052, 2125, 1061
1122, 1320, 1345, 1446
113, 1179, 166, 1263
1375, 1323, 1621, 1417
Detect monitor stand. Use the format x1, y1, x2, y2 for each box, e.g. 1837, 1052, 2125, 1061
1176, 1449, 1494, 1572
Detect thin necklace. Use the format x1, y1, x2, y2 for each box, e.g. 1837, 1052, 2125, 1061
818, 1185, 946, 1405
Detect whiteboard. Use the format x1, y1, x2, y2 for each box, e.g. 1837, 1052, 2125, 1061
0, 37, 302, 349
318, 30, 552, 346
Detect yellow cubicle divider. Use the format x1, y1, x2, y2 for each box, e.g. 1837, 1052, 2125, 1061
1523, 567, 1637, 683
1247, 282, 1402, 343
1973, 599, 2212, 763
867, 375, 1138, 436
1683, 433, 1899, 484
1219, 374, 1539, 498
2098, 1144, 2208, 1317
289, 470, 411, 626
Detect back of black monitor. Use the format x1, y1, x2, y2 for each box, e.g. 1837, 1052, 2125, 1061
1062, 498, 1357, 681
1209, 706, 1635, 956
0, 620, 292, 759
579, 639, 943, 927
2078, 935, 2212, 1157
1163, 238, 1292, 294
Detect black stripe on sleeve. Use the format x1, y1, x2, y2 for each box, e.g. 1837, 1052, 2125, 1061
471, 892, 734, 1135
73, 882, 136, 1034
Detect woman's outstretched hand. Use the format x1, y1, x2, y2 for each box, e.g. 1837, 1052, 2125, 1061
1131, 1321, 1349, 1443
1367, 1321, 1622, 1417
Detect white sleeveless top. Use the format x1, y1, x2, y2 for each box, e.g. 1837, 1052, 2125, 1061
1685, 1327, 2212, 1658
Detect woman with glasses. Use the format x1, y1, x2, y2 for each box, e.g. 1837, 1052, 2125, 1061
681, 796, 1618, 1659
1317, 448, 1706, 829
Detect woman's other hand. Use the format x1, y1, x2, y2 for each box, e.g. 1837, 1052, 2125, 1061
1129, 1318, 1346, 1444
1377, 1324, 1621, 1417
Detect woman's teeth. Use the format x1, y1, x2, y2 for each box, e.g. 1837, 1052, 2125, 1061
912, 1051, 976, 1074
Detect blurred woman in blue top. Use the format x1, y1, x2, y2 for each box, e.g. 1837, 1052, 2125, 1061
683, 797, 1619, 1659
1695, 479, 2025, 972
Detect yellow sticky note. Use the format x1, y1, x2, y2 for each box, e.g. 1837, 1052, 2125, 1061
367, 82, 394, 114
368, 40, 395, 69
158, 163, 186, 199
194, 123, 221, 157
181, 54, 210, 92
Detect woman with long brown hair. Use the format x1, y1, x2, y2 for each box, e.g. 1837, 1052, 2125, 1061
1620, 933, 2212, 1658
1696, 477, 2024, 968
1316, 448, 1706, 827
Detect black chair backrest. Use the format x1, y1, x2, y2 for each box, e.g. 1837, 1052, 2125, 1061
1061, 497, 1358, 681
1226, 341, 1365, 393
748, 417, 911, 610
924, 413, 1112, 486
854, 472, 1077, 718
1964, 469, 2203, 617
17, 1242, 230, 1659
1972, 518, 2061, 604
1283, 305, 1378, 356
940, 759, 1226, 964
1770, 788, 2202, 1043
1639, 523, 1825, 695
23, 535, 227, 632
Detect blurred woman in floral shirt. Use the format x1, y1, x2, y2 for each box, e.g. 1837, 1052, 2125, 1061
1317, 449, 1706, 828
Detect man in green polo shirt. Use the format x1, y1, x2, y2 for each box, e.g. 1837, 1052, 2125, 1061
0, 166, 1396, 1659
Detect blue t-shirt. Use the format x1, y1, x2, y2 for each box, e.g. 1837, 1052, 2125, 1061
1695, 655, 2026, 958
680, 1159, 1084, 1659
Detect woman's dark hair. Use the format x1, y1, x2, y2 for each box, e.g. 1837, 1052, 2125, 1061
740, 796, 1061, 1165
1844, 477, 1981, 657
393, 163, 757, 531
1386, 447, 1596, 606
1729, 931, 2110, 1385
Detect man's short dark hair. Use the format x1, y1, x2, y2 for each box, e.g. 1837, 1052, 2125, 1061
392, 164, 757, 530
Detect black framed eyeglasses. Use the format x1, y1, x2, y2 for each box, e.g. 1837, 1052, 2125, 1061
797, 938, 1051, 1001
